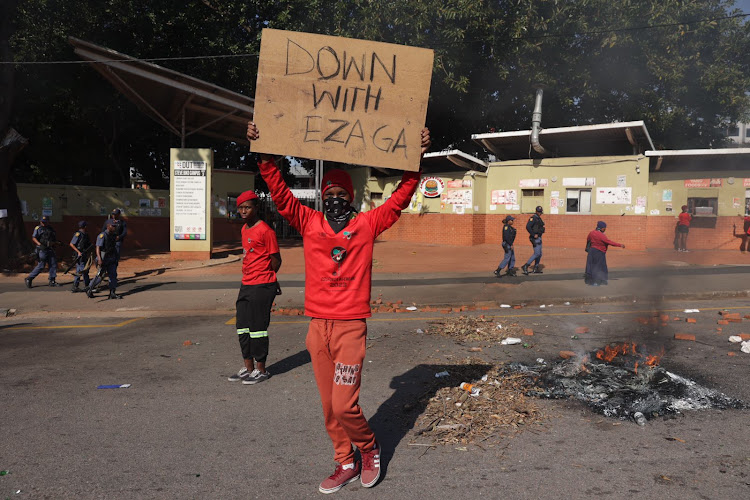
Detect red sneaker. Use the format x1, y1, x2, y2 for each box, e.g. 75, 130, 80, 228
318, 461, 360, 494
360, 441, 381, 488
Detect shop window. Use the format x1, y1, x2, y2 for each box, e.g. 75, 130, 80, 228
566, 189, 591, 213
522, 189, 544, 197
745, 189, 750, 216
687, 197, 718, 217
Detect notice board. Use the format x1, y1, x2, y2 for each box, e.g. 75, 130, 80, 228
252, 29, 434, 171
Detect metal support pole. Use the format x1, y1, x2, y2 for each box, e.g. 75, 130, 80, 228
315, 159, 323, 211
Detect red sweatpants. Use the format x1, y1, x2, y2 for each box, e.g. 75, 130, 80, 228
306, 318, 376, 465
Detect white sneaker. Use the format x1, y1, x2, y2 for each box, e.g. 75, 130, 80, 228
243, 369, 271, 385
227, 367, 251, 382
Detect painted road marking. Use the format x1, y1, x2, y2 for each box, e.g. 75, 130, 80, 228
4, 318, 144, 331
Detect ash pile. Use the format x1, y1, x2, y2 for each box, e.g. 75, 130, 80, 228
514, 344, 747, 423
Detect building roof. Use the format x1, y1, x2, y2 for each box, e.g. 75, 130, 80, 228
69, 37, 254, 145
472, 121, 655, 160
421, 150, 488, 173
645, 148, 750, 171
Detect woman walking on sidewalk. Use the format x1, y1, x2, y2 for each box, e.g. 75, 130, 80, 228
584, 221, 625, 286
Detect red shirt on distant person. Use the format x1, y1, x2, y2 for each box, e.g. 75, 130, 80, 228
587, 229, 624, 253
241, 221, 280, 285
678, 211, 692, 226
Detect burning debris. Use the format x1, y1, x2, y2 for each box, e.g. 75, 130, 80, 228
411, 362, 547, 445
516, 342, 747, 423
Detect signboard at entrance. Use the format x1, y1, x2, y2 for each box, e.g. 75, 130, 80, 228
252, 29, 434, 171
173, 160, 207, 240
684, 178, 722, 188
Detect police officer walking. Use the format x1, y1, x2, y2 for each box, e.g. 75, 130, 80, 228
25, 215, 62, 288
87, 219, 122, 299
494, 215, 517, 277
102, 208, 127, 261
521, 206, 546, 275
69, 221, 92, 293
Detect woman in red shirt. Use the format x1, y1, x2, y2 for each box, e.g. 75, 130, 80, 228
584, 221, 625, 286
676, 204, 693, 252
247, 121, 430, 494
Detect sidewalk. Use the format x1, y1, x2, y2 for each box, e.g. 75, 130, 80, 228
2, 241, 750, 317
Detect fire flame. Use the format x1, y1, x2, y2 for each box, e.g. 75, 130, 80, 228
595, 343, 664, 374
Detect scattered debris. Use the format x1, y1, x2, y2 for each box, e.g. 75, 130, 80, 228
426, 315, 526, 342
729, 336, 743, 343
742, 341, 750, 354
97, 384, 131, 389
674, 334, 696, 341
406, 306, 418, 311
412, 362, 546, 445
435, 371, 450, 378
183, 340, 193, 346
683, 309, 700, 313
501, 338, 522, 345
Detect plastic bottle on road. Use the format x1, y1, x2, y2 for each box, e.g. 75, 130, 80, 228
633, 412, 646, 426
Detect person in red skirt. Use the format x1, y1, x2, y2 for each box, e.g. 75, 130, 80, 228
247, 121, 431, 494
584, 221, 625, 286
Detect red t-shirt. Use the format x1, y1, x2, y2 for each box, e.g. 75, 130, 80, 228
678, 212, 692, 226
241, 220, 279, 285
587, 230, 623, 253
259, 159, 419, 320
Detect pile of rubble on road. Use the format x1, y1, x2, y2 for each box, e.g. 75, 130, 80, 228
411, 360, 547, 445
425, 315, 526, 343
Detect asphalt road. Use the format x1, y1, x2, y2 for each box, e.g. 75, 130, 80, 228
1, 298, 749, 499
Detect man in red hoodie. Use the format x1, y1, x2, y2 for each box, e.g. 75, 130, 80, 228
247, 121, 430, 494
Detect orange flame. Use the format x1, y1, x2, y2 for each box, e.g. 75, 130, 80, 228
594, 342, 664, 370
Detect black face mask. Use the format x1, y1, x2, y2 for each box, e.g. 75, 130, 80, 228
324, 197, 353, 233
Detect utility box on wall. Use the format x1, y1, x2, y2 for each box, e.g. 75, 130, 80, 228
170, 148, 213, 259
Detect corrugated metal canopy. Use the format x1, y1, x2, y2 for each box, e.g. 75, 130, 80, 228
472, 121, 655, 160
69, 37, 254, 145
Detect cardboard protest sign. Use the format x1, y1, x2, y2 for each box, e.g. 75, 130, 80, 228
252, 29, 434, 171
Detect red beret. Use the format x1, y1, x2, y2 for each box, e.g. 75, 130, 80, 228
321, 169, 353, 199
236, 190, 258, 207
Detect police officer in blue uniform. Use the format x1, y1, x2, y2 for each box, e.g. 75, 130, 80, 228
87, 219, 122, 299
521, 206, 545, 275
69, 220, 92, 293
25, 215, 62, 288
494, 215, 517, 277
102, 208, 127, 261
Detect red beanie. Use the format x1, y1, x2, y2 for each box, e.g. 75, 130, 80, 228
236, 190, 259, 207
321, 169, 353, 199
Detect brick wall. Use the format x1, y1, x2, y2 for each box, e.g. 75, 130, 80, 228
30, 213, 745, 251
379, 213, 743, 250
25, 216, 243, 252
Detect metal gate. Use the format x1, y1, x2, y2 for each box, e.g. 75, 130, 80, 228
257, 192, 316, 240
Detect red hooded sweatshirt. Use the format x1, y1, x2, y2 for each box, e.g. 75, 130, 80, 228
259, 159, 420, 319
